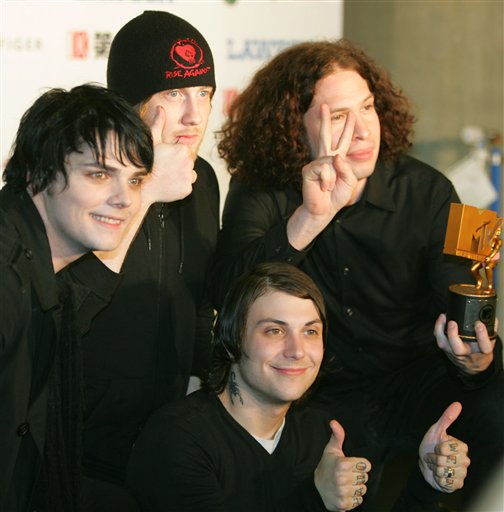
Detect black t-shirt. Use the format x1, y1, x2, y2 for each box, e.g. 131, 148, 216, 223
127, 389, 337, 512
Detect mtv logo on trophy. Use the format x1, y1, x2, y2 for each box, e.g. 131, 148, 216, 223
444, 204, 502, 341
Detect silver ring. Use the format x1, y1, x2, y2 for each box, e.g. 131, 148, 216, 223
445, 467, 455, 479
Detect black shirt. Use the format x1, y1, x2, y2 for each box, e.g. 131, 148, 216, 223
127, 389, 334, 512
212, 155, 473, 383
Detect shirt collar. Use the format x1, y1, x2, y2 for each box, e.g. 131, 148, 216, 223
2, 186, 60, 311
363, 158, 397, 212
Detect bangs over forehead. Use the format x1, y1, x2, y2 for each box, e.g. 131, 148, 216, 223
3, 84, 153, 194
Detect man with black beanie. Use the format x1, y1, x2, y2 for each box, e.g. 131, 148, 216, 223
77, 11, 220, 510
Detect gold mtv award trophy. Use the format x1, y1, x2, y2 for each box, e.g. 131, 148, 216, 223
443, 204, 502, 341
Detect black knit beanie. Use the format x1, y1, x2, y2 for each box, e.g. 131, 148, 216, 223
107, 11, 215, 106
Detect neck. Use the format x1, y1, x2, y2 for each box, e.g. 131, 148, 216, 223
51, 254, 82, 274
218, 384, 290, 440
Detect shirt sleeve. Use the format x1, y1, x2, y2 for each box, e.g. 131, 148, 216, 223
211, 181, 307, 310
278, 476, 329, 512
126, 412, 228, 512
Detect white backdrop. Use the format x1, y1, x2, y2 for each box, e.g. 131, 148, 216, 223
1, 0, 344, 201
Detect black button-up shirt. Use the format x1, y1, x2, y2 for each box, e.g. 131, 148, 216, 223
213, 155, 474, 383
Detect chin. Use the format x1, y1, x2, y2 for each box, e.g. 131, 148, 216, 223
90, 236, 123, 252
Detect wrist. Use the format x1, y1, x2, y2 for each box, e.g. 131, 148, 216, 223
287, 205, 333, 250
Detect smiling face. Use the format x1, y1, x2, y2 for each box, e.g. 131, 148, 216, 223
32, 136, 148, 271
303, 69, 381, 181
140, 86, 213, 161
231, 290, 324, 408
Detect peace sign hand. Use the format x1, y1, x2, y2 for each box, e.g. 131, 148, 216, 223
287, 104, 359, 250
302, 104, 357, 217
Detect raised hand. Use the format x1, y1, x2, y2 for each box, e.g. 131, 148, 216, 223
301, 103, 357, 217
314, 419, 371, 511
287, 104, 358, 250
141, 105, 197, 206
419, 402, 470, 493
434, 314, 496, 375
93, 106, 197, 272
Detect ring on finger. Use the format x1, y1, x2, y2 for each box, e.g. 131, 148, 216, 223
444, 467, 455, 479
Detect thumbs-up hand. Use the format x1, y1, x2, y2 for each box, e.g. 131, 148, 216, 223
419, 402, 470, 493
141, 105, 197, 206
314, 420, 372, 511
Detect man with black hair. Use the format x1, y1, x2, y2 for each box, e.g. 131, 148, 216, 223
0, 84, 154, 512
126, 263, 470, 512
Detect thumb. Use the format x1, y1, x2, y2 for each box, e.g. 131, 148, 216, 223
431, 402, 462, 442
325, 419, 345, 457
149, 105, 166, 145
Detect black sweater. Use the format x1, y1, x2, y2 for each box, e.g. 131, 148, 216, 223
127, 389, 334, 512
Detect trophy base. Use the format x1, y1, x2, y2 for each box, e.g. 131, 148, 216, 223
446, 284, 497, 341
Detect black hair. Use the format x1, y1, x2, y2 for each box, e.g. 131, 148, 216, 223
3, 83, 154, 193
206, 262, 327, 394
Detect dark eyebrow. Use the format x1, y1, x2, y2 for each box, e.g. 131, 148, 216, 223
255, 318, 322, 327
330, 94, 375, 114
80, 161, 148, 176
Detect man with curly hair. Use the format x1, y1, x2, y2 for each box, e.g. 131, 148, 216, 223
211, 40, 503, 511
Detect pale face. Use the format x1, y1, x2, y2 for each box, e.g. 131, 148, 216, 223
32, 137, 148, 271
141, 86, 213, 161
232, 291, 324, 408
303, 69, 381, 181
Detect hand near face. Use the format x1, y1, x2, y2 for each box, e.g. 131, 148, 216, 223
419, 402, 470, 493
301, 104, 358, 219
141, 105, 197, 206
287, 104, 359, 251
434, 314, 496, 375
314, 419, 371, 511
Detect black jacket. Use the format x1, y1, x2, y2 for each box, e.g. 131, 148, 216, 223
81, 156, 220, 484
0, 186, 120, 511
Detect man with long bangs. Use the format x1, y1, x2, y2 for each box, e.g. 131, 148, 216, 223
0, 84, 154, 512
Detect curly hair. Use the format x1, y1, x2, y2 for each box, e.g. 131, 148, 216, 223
217, 39, 415, 190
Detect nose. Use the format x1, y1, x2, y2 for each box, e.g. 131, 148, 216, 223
182, 94, 202, 126
109, 179, 133, 209
353, 113, 370, 140
283, 333, 305, 360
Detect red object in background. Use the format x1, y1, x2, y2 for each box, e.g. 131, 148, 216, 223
72, 32, 89, 59
223, 88, 239, 116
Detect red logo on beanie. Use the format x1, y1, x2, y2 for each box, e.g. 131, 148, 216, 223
170, 38, 203, 69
